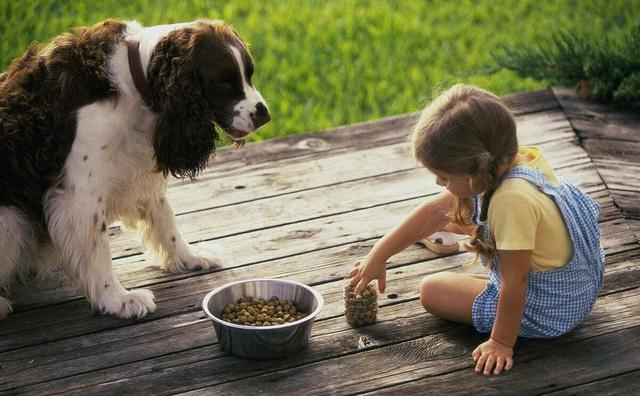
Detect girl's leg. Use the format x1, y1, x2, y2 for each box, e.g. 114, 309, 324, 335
419, 272, 487, 324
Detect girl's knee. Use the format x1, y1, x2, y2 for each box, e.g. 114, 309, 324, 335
419, 277, 433, 312
419, 272, 452, 313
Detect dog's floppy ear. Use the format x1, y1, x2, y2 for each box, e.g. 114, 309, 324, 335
149, 31, 219, 180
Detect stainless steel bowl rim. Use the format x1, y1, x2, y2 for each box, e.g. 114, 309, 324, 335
202, 278, 325, 330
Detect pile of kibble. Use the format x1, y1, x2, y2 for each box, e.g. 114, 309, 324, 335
221, 296, 307, 326
343, 282, 378, 327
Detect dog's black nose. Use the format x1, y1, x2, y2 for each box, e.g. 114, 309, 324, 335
251, 102, 271, 129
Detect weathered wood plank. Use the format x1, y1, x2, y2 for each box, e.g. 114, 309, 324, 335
1, 243, 637, 392
5, 272, 639, 395
2, 87, 637, 395
37, 290, 639, 396
5, 186, 621, 318
593, 163, 640, 229
501, 89, 561, 115
630, 220, 640, 242
181, 109, 575, 196
595, 162, 640, 193
553, 87, 640, 142
166, 109, 577, 212
0, 246, 472, 349
599, 248, 640, 295
0, 100, 624, 362
6, 145, 605, 313
184, 90, 560, 178
110, 139, 593, 262
583, 138, 640, 164
0, 248, 460, 390
3, 168, 621, 322
543, 369, 640, 395
359, 327, 640, 396
1, 109, 582, 315
3, 192, 628, 352
609, 189, 640, 222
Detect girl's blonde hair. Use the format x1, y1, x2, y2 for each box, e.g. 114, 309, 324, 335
411, 84, 518, 264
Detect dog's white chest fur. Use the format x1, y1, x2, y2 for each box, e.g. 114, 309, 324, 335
62, 93, 162, 226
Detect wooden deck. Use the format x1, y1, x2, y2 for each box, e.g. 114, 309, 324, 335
1, 88, 639, 395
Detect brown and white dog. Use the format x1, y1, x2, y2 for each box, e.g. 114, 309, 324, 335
0, 19, 270, 320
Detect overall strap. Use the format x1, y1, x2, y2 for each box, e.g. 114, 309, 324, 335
471, 165, 545, 226
502, 165, 548, 189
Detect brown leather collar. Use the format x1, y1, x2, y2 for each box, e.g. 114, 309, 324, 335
127, 40, 155, 110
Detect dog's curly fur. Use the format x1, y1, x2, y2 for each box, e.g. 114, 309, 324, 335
0, 19, 269, 320
0, 20, 125, 238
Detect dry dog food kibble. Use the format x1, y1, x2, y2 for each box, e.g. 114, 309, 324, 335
344, 281, 378, 327
221, 296, 307, 326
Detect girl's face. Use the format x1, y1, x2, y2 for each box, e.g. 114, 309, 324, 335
432, 171, 480, 197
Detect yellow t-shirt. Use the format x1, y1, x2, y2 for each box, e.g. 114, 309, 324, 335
487, 146, 573, 272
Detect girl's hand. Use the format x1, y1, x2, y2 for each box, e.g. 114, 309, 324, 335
349, 256, 387, 295
472, 339, 514, 375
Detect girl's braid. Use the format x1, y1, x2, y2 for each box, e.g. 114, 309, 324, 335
466, 156, 503, 266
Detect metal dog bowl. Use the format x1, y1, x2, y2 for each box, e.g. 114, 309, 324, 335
202, 278, 324, 360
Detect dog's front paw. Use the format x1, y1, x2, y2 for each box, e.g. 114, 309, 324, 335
164, 245, 224, 273
99, 288, 156, 319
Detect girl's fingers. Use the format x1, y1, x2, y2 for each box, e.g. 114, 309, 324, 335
493, 357, 505, 375
349, 273, 361, 286
505, 357, 514, 371
475, 353, 488, 373
378, 277, 386, 293
349, 266, 360, 277
483, 355, 496, 376
471, 347, 480, 361
354, 278, 369, 295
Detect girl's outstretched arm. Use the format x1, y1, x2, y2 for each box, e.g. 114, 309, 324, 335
350, 190, 454, 294
472, 249, 531, 375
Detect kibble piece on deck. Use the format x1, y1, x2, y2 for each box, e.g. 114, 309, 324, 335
343, 281, 378, 327
221, 296, 307, 326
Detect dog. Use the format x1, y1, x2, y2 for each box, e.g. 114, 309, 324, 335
0, 19, 270, 320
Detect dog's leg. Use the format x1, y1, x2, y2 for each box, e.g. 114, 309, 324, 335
0, 207, 33, 319
138, 194, 223, 273
45, 190, 156, 318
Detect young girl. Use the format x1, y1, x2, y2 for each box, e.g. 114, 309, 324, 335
349, 84, 604, 376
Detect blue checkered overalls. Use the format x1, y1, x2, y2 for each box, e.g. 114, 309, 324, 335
471, 165, 605, 338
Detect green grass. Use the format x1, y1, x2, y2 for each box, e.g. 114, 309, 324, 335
1, 0, 637, 141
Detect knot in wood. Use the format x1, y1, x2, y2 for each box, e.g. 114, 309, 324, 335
295, 137, 330, 152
